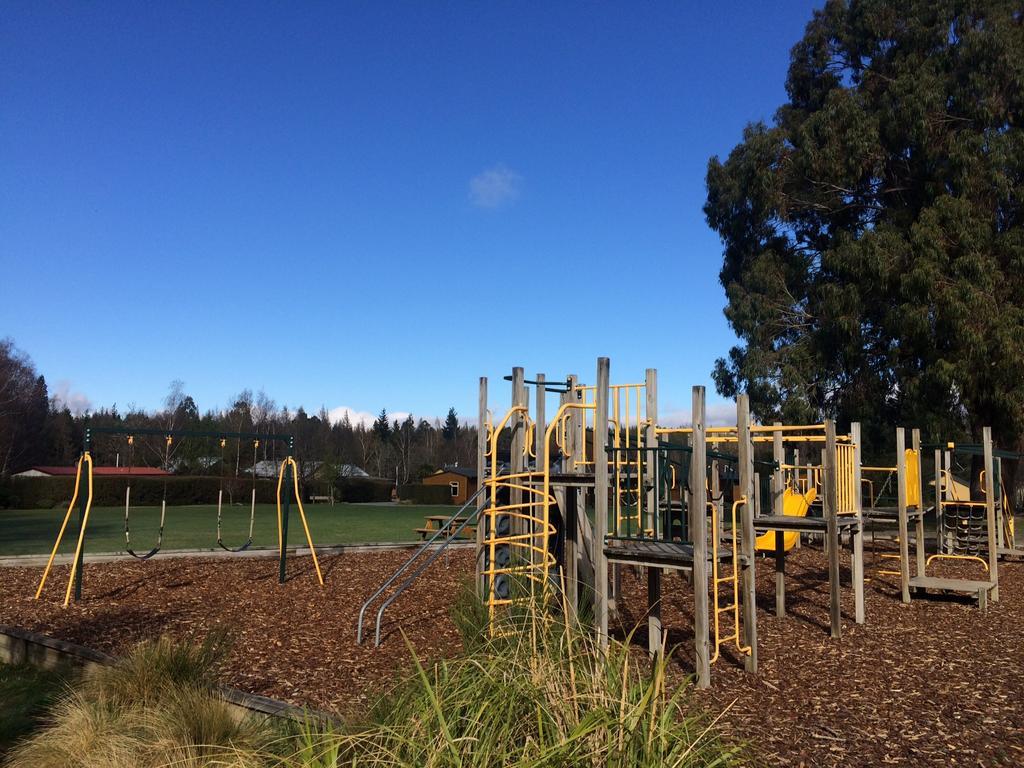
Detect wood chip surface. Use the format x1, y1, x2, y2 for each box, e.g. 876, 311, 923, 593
2, 545, 1022, 765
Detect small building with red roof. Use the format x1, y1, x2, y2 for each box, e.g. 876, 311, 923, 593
13, 466, 171, 478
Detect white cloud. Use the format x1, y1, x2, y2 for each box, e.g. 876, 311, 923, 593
658, 402, 737, 428
468, 164, 522, 208
327, 406, 414, 429
52, 380, 92, 416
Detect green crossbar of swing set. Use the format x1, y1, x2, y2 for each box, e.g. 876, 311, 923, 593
85, 425, 294, 447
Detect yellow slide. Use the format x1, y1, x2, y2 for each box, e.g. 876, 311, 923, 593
755, 487, 817, 552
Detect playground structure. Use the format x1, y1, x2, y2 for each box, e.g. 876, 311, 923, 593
35, 426, 324, 607
361, 356, 1022, 688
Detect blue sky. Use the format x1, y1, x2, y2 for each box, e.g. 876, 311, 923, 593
1, 1, 822, 426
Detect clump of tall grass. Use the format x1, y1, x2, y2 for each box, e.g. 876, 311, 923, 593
293, 584, 743, 767
4, 633, 273, 768
6, 590, 744, 767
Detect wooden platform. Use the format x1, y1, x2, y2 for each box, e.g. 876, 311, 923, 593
604, 538, 698, 569
908, 575, 994, 610
754, 514, 861, 534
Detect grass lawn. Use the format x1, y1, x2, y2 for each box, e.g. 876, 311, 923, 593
0, 663, 71, 756
0, 502, 463, 557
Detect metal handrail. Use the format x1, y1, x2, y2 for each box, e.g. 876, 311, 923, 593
357, 485, 487, 645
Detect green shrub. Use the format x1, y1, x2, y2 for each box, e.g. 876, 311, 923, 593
0, 476, 281, 509
397, 483, 454, 505
333, 478, 392, 503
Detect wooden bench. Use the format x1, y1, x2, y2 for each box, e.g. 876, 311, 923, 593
908, 575, 994, 611
309, 495, 333, 504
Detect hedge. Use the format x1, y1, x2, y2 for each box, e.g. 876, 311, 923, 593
0, 474, 397, 509
333, 477, 393, 503
1, 476, 280, 510
398, 483, 455, 505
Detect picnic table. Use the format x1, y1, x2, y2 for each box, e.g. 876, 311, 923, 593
415, 514, 475, 540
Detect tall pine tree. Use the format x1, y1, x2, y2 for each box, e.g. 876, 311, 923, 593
706, 0, 1024, 456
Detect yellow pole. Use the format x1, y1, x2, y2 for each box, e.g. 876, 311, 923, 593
62, 453, 94, 607
288, 457, 324, 585
35, 454, 84, 599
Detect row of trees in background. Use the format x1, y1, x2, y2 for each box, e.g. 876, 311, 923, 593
0, 339, 51, 476
0, 338, 476, 481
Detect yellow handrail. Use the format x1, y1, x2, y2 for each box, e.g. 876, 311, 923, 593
711, 497, 751, 663
926, 553, 989, 573
483, 414, 494, 458
542, 401, 595, 571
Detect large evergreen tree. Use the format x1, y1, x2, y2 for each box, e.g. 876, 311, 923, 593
706, 0, 1023, 454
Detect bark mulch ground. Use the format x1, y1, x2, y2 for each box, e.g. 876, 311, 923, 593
1, 551, 474, 716
612, 548, 1024, 767
2, 546, 1022, 766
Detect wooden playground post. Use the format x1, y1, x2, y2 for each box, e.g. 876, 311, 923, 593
934, 448, 944, 555
851, 422, 865, 624
772, 423, 785, 515
691, 386, 710, 688
510, 368, 527, 542
476, 376, 487, 596
561, 379, 577, 615
793, 448, 802, 549
773, 422, 786, 618
737, 394, 758, 673
984, 427, 999, 602
711, 457, 722, 549
645, 368, 662, 657
570, 374, 596, 606
279, 456, 291, 584
996, 456, 1006, 551
896, 427, 911, 603
912, 429, 926, 579
594, 358, 610, 646
534, 373, 546, 566
824, 419, 841, 638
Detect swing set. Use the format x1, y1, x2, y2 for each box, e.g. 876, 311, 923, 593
35, 426, 324, 607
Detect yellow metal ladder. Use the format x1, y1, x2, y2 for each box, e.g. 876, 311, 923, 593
710, 497, 751, 663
